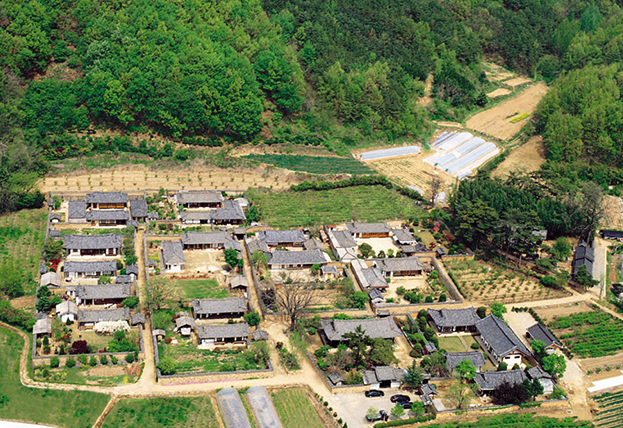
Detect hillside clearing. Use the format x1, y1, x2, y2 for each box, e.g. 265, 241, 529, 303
492, 136, 547, 178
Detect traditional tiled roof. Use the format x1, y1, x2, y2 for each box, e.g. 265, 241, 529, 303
368, 288, 384, 302
146, 259, 159, 267
41, 272, 61, 287
179, 211, 212, 222
331, 230, 357, 248
428, 307, 480, 329
246, 237, 270, 255
446, 351, 487, 369
252, 329, 269, 341
474, 369, 527, 391
153, 329, 166, 337
320, 317, 402, 342
64, 233, 122, 250
131, 313, 146, 326
49, 229, 61, 238
527, 323, 562, 349
162, 240, 186, 265
86, 210, 129, 221
526, 366, 553, 380
33, 318, 52, 335
40, 262, 48, 275
361, 268, 388, 289
192, 297, 247, 315
363, 366, 406, 384
64, 260, 117, 274
402, 243, 427, 253
327, 371, 346, 385
375, 257, 425, 273
86, 191, 129, 204
175, 315, 195, 330
130, 199, 148, 218
347, 222, 391, 235
147, 211, 159, 220
476, 315, 533, 359
322, 265, 338, 274
50, 213, 62, 221
114, 275, 132, 284
424, 342, 438, 353
78, 307, 130, 323
393, 228, 416, 244
574, 242, 595, 275
229, 276, 249, 289
56, 300, 77, 315
603, 230, 623, 239
67, 200, 86, 219
126, 264, 139, 275
197, 323, 251, 339
180, 231, 241, 251
75, 284, 131, 300
259, 229, 306, 246
210, 199, 246, 222
420, 383, 438, 395
176, 190, 224, 205
304, 238, 325, 251
267, 249, 329, 266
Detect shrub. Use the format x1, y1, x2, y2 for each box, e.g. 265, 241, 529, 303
50, 356, 60, 368
71, 340, 89, 354
125, 354, 135, 363
425, 295, 434, 303
470, 342, 480, 350
243, 312, 261, 326
122, 296, 140, 308
438, 294, 447, 302
100, 354, 108, 365
65, 357, 76, 368
78, 354, 88, 365
111, 355, 118, 365
396, 286, 406, 296
89, 356, 97, 366
157, 357, 177, 375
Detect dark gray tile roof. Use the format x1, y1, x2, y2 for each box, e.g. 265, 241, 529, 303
420, 383, 438, 395
252, 329, 269, 341
246, 237, 270, 255
180, 211, 212, 221
267, 249, 329, 266
474, 369, 527, 391
375, 257, 424, 273
116, 275, 133, 284
475, 315, 533, 359
68, 200, 86, 219
603, 230, 623, 239
363, 366, 406, 383
64, 260, 117, 273
86, 191, 129, 204
425, 342, 438, 353
162, 240, 186, 265
210, 199, 246, 222
131, 313, 146, 325
146, 259, 159, 267
574, 242, 595, 275
147, 211, 159, 220
526, 366, 553, 380
197, 323, 251, 339
229, 275, 249, 289
33, 318, 52, 335
49, 229, 61, 237
304, 238, 325, 251
130, 199, 148, 218
402, 243, 427, 253
393, 228, 416, 244
75, 284, 132, 300
86, 210, 129, 221
322, 265, 338, 274
332, 230, 357, 248
259, 229, 306, 246
64, 233, 122, 250
361, 268, 388, 289
50, 213, 62, 221
56, 300, 77, 315
347, 222, 391, 235
368, 288, 384, 301
446, 351, 487, 369
527, 323, 561, 348
192, 297, 247, 315
428, 307, 480, 329
321, 317, 402, 342
78, 307, 130, 323
126, 264, 139, 275
176, 190, 224, 205
327, 371, 346, 385
181, 231, 241, 252
175, 315, 195, 330
40, 262, 48, 275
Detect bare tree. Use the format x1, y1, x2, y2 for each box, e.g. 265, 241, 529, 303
430, 176, 442, 205
274, 282, 319, 331
146, 276, 179, 310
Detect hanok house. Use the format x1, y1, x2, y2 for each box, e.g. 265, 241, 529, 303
474, 369, 527, 395
368, 288, 384, 305
526, 366, 555, 394
446, 351, 487, 374
71, 284, 132, 305
176, 190, 224, 209
161, 240, 186, 272
319, 317, 403, 346
258, 229, 307, 248
428, 307, 481, 333
229, 275, 249, 291
33, 317, 52, 337
131, 313, 146, 327
326, 229, 358, 262
86, 191, 129, 210
322, 265, 339, 281
174, 315, 195, 336
209, 200, 246, 225
526, 323, 563, 354
50, 213, 61, 223
130, 198, 148, 221
86, 209, 129, 226
197, 323, 251, 346
327, 371, 346, 386
393, 228, 417, 246
192, 297, 247, 319
573, 241, 595, 277
64, 233, 122, 257
347, 222, 391, 238
374, 257, 425, 278
475, 315, 537, 367
602, 230, 623, 241
180, 231, 241, 252
125, 264, 139, 281
64, 260, 117, 280
40, 271, 62, 288
267, 249, 330, 270
304, 238, 325, 252
351, 259, 389, 290
77, 307, 130, 330
362, 366, 407, 389
67, 200, 87, 223
56, 300, 78, 323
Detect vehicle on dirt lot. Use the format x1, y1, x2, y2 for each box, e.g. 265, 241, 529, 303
366, 410, 387, 422
399, 402, 413, 409
390, 394, 410, 403
365, 390, 385, 398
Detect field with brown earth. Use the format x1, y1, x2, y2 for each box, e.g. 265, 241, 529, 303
503, 77, 533, 87
492, 136, 547, 178
484, 62, 517, 82
487, 88, 512, 98
603, 196, 623, 230
466, 82, 549, 141
229, 143, 341, 158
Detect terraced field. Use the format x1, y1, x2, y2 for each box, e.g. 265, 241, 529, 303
594, 390, 623, 428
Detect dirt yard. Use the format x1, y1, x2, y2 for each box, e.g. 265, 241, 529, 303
487, 88, 512, 98
182, 249, 227, 274
604, 196, 623, 230
466, 82, 549, 141
492, 136, 547, 178
533, 301, 595, 322
503, 77, 532, 88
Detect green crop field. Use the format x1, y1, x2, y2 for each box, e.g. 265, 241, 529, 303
548, 311, 623, 358
243, 154, 374, 175
248, 185, 423, 228
270, 388, 325, 428
0, 327, 110, 427
103, 396, 220, 428
0, 208, 47, 295
172, 279, 230, 300
422, 414, 592, 428
594, 390, 623, 428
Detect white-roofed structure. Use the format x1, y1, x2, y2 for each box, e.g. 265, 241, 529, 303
359, 146, 421, 161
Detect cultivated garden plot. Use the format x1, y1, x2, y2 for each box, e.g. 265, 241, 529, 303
270, 388, 327, 428
491, 136, 547, 179
35, 359, 142, 386
242, 154, 375, 175
444, 259, 569, 305
593, 390, 623, 428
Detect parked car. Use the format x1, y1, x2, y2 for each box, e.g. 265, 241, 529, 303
399, 402, 413, 409
390, 394, 410, 403
365, 390, 385, 398
366, 410, 387, 422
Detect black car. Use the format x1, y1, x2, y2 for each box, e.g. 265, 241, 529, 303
390, 394, 410, 403
365, 390, 385, 398
399, 402, 413, 409
365, 410, 387, 422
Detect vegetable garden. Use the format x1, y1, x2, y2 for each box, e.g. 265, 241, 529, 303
420, 414, 592, 428
548, 311, 623, 358
594, 390, 623, 428
242, 154, 374, 175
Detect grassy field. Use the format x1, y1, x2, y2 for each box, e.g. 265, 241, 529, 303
0, 208, 47, 295
173, 279, 230, 300
270, 388, 325, 428
103, 396, 221, 428
438, 336, 468, 353
242, 154, 374, 175
0, 327, 110, 427
424, 413, 591, 427
248, 185, 423, 228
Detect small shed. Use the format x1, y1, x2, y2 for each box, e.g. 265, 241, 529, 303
153, 329, 166, 341
328, 371, 346, 386
252, 329, 269, 341
56, 300, 78, 323
50, 213, 62, 223
368, 288, 384, 305
147, 212, 159, 222
322, 265, 339, 281
33, 318, 52, 336
49, 229, 61, 238
229, 275, 249, 291
174, 315, 195, 336
41, 272, 62, 288
131, 313, 146, 327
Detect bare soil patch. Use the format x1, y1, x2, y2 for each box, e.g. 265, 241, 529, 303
603, 196, 623, 230
434, 121, 463, 128
466, 82, 548, 141
487, 88, 512, 98
229, 143, 339, 158
492, 136, 546, 178
533, 301, 595, 323
86, 365, 126, 377
503, 77, 532, 87
10, 295, 35, 309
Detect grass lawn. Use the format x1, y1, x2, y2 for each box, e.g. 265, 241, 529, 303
270, 388, 325, 428
438, 336, 468, 353
173, 279, 230, 299
248, 185, 423, 228
103, 396, 221, 428
0, 327, 110, 427
0, 208, 47, 295
242, 154, 375, 175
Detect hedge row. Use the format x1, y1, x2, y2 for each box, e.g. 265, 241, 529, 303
374, 414, 436, 427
